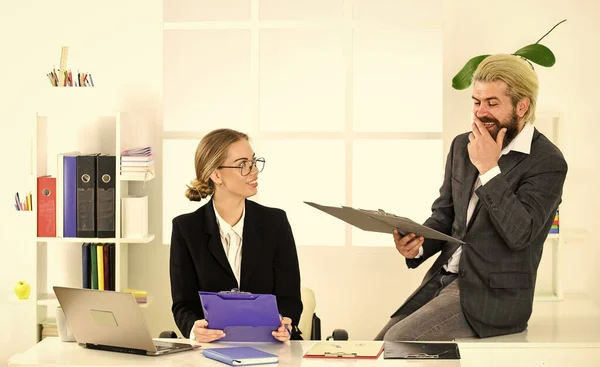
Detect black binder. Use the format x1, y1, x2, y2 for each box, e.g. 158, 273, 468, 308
108, 243, 116, 291
383, 341, 460, 359
76, 155, 97, 238
96, 155, 116, 238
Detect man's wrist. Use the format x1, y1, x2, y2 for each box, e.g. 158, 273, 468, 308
480, 166, 501, 185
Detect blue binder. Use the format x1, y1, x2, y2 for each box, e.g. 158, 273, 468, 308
203, 347, 278, 366
199, 290, 281, 342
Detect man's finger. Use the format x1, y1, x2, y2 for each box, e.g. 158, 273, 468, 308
405, 237, 424, 252
396, 233, 415, 247
471, 123, 481, 137
473, 118, 491, 137
496, 128, 507, 147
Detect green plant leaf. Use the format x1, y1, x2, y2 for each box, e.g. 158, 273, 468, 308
452, 55, 490, 90
513, 44, 556, 67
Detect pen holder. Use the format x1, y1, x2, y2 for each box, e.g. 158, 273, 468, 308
56, 307, 76, 342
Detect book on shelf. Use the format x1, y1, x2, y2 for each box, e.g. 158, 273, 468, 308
37, 176, 56, 237
549, 208, 559, 234
123, 288, 147, 304
82, 243, 115, 291
120, 146, 154, 180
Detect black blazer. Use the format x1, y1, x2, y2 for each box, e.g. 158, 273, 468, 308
399, 129, 567, 338
169, 198, 303, 339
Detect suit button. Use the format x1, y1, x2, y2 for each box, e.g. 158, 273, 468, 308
492, 207, 498, 212
459, 270, 466, 277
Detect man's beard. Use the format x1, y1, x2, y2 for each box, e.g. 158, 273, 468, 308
479, 109, 520, 149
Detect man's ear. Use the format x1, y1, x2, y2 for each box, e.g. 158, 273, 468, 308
517, 97, 530, 118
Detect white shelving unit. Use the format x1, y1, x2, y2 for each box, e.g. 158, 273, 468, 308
533, 112, 563, 302
24, 105, 155, 343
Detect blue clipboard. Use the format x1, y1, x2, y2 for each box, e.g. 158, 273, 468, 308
199, 290, 281, 342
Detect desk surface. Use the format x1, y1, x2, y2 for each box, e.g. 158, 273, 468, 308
8, 338, 600, 367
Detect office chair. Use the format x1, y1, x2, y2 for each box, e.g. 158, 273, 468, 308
159, 287, 348, 340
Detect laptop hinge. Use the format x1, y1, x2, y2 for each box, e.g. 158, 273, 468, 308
86, 343, 147, 355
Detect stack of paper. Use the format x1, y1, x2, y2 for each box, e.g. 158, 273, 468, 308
120, 146, 154, 180
123, 288, 147, 304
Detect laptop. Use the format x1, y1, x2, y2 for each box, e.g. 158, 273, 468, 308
53, 286, 199, 356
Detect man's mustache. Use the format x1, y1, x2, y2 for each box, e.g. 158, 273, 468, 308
478, 116, 499, 124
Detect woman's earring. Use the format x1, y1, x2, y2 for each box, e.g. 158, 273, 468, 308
217, 182, 223, 186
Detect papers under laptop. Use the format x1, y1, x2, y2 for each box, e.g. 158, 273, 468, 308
54, 286, 199, 356
304, 201, 464, 244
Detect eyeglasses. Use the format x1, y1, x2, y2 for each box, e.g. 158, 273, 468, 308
218, 157, 265, 176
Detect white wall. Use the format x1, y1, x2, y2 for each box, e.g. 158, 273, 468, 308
0, 1, 162, 364
1, 1, 599, 363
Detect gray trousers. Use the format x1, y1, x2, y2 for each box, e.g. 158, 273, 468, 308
374, 269, 477, 341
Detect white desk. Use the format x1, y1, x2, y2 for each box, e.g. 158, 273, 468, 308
8, 338, 600, 367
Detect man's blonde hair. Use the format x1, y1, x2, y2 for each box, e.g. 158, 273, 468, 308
473, 54, 539, 124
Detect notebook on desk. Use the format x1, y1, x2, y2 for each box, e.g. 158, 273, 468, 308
54, 286, 199, 356
203, 347, 278, 366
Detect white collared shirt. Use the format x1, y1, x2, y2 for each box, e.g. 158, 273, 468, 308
415, 123, 535, 272
213, 201, 245, 287
190, 203, 245, 340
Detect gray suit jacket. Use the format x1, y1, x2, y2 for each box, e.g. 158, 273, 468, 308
394, 128, 568, 338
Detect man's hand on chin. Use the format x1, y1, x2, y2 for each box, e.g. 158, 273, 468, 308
468, 117, 506, 174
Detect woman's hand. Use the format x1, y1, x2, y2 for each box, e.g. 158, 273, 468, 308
191, 319, 226, 343
272, 317, 292, 342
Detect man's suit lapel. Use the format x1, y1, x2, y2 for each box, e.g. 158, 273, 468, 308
462, 158, 479, 225
466, 144, 530, 231
203, 199, 237, 281
240, 200, 262, 290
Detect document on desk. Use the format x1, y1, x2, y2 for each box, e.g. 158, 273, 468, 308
383, 341, 460, 359
304, 201, 464, 244
304, 341, 384, 359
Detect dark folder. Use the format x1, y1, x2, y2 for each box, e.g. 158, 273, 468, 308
383, 341, 460, 359
76, 155, 97, 238
82, 243, 90, 289
96, 155, 116, 238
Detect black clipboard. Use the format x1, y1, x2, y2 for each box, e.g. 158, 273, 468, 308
383, 341, 461, 359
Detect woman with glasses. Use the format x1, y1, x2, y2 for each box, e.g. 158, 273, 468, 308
169, 128, 303, 343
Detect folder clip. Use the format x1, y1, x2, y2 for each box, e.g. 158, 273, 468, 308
219, 288, 251, 295
324, 352, 358, 358
405, 350, 450, 359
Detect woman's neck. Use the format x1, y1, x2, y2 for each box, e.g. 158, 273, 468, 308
213, 195, 245, 227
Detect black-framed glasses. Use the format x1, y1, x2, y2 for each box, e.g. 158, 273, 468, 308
218, 157, 265, 176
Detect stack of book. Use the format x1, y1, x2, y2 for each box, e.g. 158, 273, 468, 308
120, 146, 155, 180
40, 320, 58, 340
123, 288, 147, 304
549, 209, 559, 234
